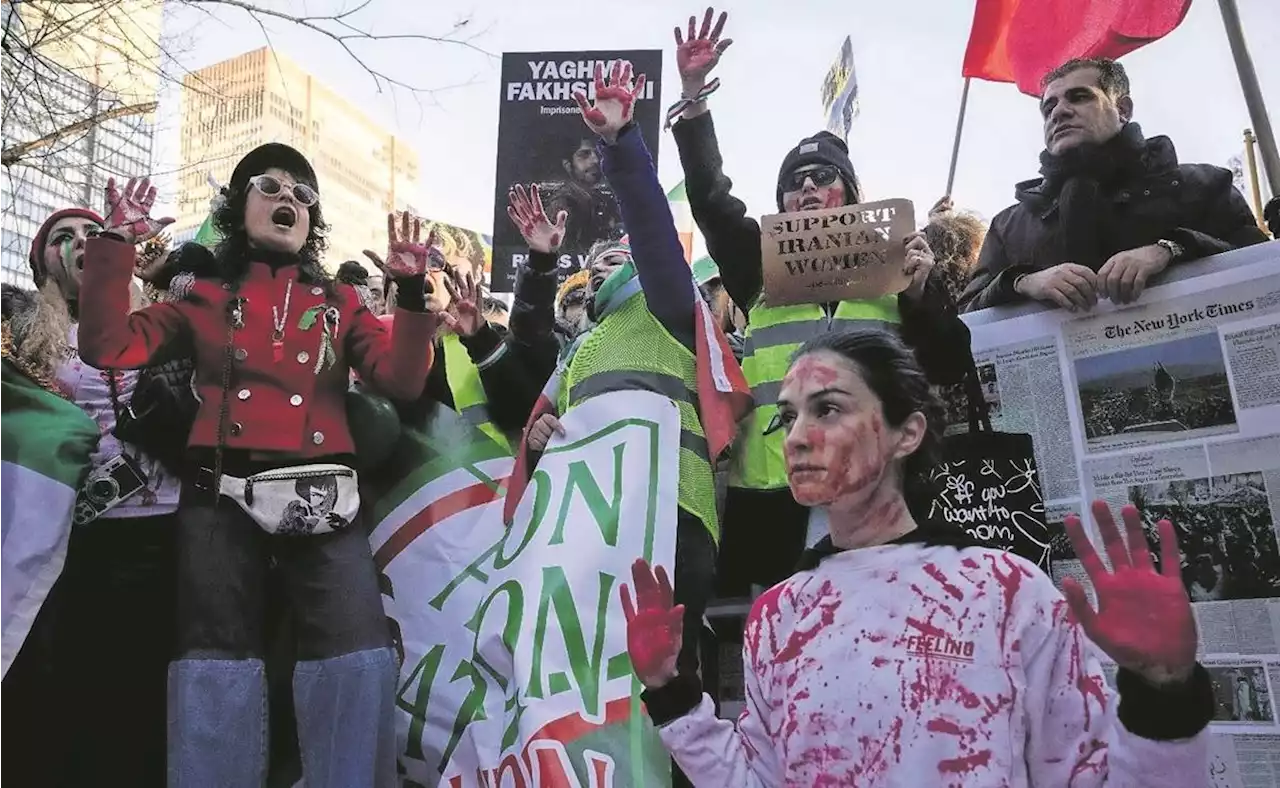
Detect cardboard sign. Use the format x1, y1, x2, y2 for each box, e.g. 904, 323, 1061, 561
760, 198, 915, 306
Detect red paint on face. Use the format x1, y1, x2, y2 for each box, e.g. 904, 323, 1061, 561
786, 356, 839, 389
923, 563, 966, 602
962, 557, 980, 570
938, 749, 992, 774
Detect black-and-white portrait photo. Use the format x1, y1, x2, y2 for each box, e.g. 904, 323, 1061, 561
1128, 472, 1280, 601
1076, 333, 1238, 450
278, 475, 349, 535
1207, 665, 1274, 723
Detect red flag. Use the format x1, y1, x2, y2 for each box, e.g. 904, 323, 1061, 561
962, 0, 1192, 95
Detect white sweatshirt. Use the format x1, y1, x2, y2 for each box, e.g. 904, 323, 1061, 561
658, 543, 1209, 787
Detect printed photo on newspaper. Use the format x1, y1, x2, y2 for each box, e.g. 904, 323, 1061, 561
961, 246, 1280, 788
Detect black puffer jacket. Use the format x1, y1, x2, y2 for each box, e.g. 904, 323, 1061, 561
960, 134, 1268, 312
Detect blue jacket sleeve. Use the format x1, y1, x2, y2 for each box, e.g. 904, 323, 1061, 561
599, 125, 696, 345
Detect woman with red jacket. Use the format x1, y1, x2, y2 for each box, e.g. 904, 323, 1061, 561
78, 143, 443, 787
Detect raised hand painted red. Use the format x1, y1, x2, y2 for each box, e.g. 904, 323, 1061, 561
675, 7, 733, 85
619, 558, 684, 689
573, 60, 646, 141
104, 176, 174, 244
506, 183, 568, 254
382, 211, 431, 278
1062, 500, 1197, 685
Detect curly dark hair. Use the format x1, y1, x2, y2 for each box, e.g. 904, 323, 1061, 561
923, 211, 987, 304
211, 172, 333, 295
791, 330, 945, 520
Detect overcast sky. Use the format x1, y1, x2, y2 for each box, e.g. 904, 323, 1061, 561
153, 0, 1279, 236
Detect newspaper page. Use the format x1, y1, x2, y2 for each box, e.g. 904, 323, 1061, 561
962, 248, 1280, 786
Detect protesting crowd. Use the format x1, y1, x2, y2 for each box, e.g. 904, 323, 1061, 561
3, 5, 1279, 788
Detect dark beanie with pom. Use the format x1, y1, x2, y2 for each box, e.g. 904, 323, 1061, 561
775, 131, 860, 210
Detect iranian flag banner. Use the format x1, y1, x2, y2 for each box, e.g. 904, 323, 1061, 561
368, 391, 680, 787
667, 180, 694, 265
1, 359, 99, 677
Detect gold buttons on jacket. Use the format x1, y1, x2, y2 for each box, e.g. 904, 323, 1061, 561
290, 394, 303, 406
312, 431, 325, 445
311, 287, 324, 296
234, 348, 248, 362
237, 388, 251, 401
297, 351, 310, 364
229, 422, 243, 437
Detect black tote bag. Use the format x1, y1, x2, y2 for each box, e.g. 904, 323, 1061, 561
923, 354, 1051, 569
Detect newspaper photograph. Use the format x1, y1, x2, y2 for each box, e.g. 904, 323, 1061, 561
960, 247, 1280, 787
1063, 274, 1280, 455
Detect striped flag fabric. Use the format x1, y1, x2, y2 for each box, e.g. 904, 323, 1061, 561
1, 359, 99, 677
667, 180, 695, 264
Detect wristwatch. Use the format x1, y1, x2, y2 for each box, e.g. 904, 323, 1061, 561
1156, 238, 1184, 263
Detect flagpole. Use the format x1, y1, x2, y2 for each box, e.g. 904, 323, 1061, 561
1217, 0, 1279, 195
945, 78, 972, 197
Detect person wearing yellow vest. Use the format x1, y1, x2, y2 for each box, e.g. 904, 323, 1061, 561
507, 61, 751, 699
668, 7, 974, 594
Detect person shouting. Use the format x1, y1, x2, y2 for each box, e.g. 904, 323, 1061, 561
668, 7, 974, 594
622, 329, 1213, 786
77, 143, 444, 787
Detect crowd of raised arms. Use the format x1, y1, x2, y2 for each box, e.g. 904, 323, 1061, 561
2, 5, 1276, 788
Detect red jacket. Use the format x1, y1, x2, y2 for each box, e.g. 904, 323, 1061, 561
79, 236, 438, 458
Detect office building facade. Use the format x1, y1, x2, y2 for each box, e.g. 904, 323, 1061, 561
176, 49, 420, 271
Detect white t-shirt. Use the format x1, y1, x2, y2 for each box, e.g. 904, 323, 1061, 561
659, 542, 1209, 787
55, 323, 181, 519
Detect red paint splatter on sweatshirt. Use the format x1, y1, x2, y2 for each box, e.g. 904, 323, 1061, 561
654, 545, 1208, 788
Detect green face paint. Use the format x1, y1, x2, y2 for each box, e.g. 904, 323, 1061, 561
60, 237, 74, 270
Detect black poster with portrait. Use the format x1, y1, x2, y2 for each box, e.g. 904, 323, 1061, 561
924, 362, 1051, 569
489, 49, 663, 292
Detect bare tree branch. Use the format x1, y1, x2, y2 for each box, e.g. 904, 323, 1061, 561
3, 101, 157, 166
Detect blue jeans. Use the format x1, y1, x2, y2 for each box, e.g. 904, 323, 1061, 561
168, 484, 396, 788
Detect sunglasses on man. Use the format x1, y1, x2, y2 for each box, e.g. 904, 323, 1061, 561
780, 164, 841, 193
248, 173, 320, 207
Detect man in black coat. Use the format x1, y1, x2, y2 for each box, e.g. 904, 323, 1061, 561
960, 57, 1268, 313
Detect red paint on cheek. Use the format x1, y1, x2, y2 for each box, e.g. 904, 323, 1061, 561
823, 188, 845, 210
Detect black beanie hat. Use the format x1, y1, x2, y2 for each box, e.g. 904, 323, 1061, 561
229, 142, 318, 193
776, 131, 860, 211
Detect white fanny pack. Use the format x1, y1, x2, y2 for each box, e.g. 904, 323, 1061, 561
217, 463, 360, 536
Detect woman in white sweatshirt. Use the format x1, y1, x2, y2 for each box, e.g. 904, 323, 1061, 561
621, 330, 1212, 786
